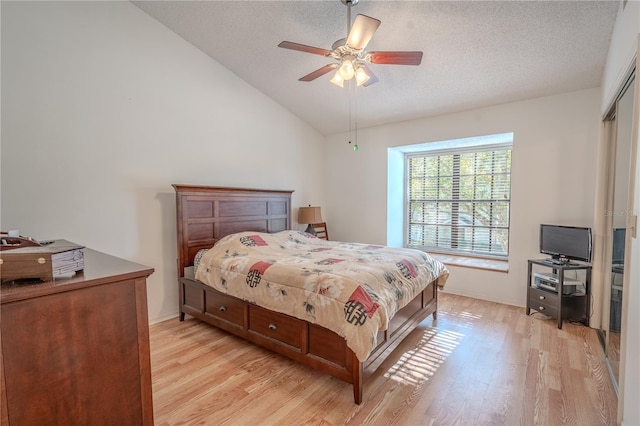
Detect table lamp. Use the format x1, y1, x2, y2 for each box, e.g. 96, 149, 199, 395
298, 206, 323, 236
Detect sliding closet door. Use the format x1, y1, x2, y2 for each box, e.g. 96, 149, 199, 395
604, 75, 635, 389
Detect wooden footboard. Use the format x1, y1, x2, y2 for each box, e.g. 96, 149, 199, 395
173, 184, 438, 404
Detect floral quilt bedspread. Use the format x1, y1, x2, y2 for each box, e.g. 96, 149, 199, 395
195, 230, 449, 361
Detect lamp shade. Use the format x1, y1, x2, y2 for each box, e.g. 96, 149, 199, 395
298, 206, 323, 224
355, 66, 370, 86
330, 71, 345, 87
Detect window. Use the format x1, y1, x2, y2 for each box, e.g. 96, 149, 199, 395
405, 134, 512, 257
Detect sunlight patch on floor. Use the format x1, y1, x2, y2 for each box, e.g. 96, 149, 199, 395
441, 309, 483, 329
384, 327, 464, 386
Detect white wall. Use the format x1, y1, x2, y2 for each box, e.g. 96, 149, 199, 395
324, 88, 600, 308
0, 1, 326, 323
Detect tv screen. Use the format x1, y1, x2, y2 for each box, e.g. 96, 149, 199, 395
540, 224, 592, 263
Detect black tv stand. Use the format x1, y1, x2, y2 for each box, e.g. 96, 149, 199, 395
526, 259, 591, 329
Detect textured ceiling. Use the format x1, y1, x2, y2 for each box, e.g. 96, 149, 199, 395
133, 0, 619, 135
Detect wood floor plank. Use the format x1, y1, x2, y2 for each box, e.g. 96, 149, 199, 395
150, 293, 618, 425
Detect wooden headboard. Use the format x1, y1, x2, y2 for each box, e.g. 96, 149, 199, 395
172, 185, 294, 277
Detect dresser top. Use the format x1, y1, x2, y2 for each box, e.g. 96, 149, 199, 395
1, 248, 154, 304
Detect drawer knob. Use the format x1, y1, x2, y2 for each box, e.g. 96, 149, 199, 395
268, 323, 277, 331
219, 306, 227, 312
539, 296, 545, 300
539, 306, 545, 311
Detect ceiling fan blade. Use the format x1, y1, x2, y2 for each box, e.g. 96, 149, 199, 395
299, 64, 338, 82
278, 41, 332, 57
369, 51, 423, 65
361, 65, 379, 87
346, 14, 381, 51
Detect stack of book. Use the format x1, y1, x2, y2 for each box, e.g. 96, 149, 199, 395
0, 240, 85, 283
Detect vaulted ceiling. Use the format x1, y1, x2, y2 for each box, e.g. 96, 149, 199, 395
133, 1, 619, 135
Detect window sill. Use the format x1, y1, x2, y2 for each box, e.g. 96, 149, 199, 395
429, 253, 509, 273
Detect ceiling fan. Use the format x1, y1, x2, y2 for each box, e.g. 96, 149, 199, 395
278, 0, 423, 88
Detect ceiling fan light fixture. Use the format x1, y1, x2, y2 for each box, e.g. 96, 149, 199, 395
355, 66, 370, 86
338, 59, 355, 80
330, 71, 345, 87
277, 0, 422, 88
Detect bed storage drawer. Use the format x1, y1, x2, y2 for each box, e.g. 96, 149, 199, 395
424, 281, 436, 305
371, 329, 387, 353
309, 324, 349, 367
249, 305, 304, 350
389, 293, 423, 337
205, 289, 245, 328
182, 278, 205, 314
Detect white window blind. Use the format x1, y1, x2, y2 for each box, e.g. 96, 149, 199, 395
406, 142, 512, 257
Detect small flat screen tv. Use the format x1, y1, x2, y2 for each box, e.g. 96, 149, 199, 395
540, 224, 592, 263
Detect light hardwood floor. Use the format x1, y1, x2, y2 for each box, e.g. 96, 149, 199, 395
150, 293, 617, 425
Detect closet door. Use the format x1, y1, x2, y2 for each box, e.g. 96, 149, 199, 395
605, 75, 634, 389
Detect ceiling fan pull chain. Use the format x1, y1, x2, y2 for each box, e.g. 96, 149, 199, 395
348, 81, 352, 147
354, 81, 359, 152
346, 0, 352, 36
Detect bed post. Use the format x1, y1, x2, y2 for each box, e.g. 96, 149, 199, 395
352, 353, 363, 404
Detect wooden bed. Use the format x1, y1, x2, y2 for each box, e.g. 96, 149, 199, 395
173, 184, 438, 404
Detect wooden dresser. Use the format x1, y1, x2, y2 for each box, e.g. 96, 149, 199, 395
0, 248, 154, 425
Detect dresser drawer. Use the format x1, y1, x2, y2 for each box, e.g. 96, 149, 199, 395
205, 289, 245, 327
248, 305, 304, 349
